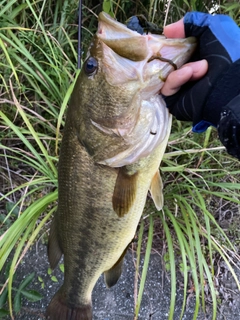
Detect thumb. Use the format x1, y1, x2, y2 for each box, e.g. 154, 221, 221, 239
164, 19, 185, 38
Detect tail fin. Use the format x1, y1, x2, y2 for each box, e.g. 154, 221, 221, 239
46, 290, 92, 320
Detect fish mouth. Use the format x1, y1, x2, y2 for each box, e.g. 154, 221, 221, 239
97, 12, 150, 61
93, 13, 197, 167
97, 12, 197, 66
97, 12, 138, 38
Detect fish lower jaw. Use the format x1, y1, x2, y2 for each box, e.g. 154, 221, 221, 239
97, 95, 170, 167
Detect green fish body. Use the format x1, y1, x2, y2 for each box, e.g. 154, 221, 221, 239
46, 12, 196, 320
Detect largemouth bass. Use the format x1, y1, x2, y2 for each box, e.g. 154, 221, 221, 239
46, 12, 196, 320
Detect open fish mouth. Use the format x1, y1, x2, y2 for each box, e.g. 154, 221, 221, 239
91, 12, 197, 167
97, 12, 196, 64
97, 12, 150, 61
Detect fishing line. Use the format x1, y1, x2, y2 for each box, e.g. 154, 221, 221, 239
78, 0, 82, 69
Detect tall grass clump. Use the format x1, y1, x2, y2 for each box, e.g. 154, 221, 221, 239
1, 0, 240, 319
0, 0, 80, 316
134, 124, 240, 320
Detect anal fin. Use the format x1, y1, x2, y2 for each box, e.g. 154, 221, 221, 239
104, 245, 129, 288
149, 170, 164, 210
112, 166, 138, 217
48, 216, 63, 269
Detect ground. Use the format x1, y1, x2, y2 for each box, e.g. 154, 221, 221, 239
2, 241, 240, 320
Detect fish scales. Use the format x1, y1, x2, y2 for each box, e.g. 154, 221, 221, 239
48, 115, 160, 317
46, 12, 196, 320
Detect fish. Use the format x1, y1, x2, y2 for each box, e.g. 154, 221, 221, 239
46, 12, 196, 320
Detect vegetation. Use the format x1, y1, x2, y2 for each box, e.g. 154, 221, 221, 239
0, 0, 240, 319
0, 266, 42, 317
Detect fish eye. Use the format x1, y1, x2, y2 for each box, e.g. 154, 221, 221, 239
84, 57, 98, 75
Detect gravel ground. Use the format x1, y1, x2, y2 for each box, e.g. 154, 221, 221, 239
2, 241, 240, 320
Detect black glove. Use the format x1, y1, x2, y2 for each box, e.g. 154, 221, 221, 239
218, 95, 240, 159
164, 12, 240, 159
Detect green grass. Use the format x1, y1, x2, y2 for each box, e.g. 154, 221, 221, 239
136, 125, 240, 319
0, 0, 79, 316
1, 0, 240, 319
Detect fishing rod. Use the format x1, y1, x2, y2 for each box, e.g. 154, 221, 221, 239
78, 0, 82, 69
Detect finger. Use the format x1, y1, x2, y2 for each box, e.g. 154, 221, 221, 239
184, 59, 208, 80
161, 66, 193, 96
163, 19, 185, 38
161, 60, 208, 96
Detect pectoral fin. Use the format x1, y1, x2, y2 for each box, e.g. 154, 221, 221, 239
104, 245, 129, 288
112, 166, 138, 217
149, 170, 164, 211
48, 217, 63, 269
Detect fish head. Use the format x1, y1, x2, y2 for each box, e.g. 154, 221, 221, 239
77, 13, 150, 126
73, 12, 197, 166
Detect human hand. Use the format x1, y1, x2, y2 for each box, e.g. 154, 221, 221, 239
161, 20, 208, 97
161, 12, 240, 159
